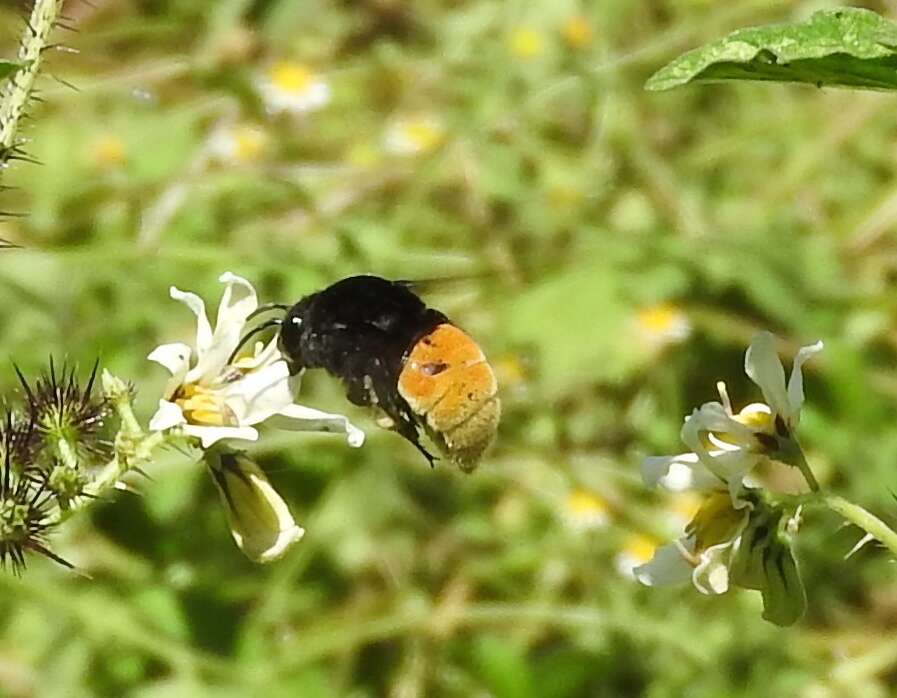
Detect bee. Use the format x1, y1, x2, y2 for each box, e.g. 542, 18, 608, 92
241, 275, 500, 471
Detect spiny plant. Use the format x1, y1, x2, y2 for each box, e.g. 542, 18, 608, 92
0, 0, 69, 244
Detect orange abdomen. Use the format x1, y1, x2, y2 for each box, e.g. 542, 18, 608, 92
397, 323, 500, 471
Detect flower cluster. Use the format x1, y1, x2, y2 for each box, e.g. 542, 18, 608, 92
147, 272, 364, 562
636, 332, 822, 625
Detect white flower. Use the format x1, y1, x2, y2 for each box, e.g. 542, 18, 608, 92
206, 123, 268, 164
383, 116, 445, 156
635, 492, 750, 595
257, 61, 330, 116
561, 488, 610, 532
636, 332, 815, 625
615, 534, 658, 580
633, 303, 691, 351
148, 272, 364, 449
208, 450, 304, 563
643, 332, 823, 505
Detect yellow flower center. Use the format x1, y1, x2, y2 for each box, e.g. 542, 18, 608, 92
509, 28, 545, 59
668, 493, 702, 522
232, 125, 266, 161
621, 535, 656, 564
401, 120, 444, 152
562, 16, 593, 49
90, 135, 127, 168
732, 407, 773, 431
269, 62, 314, 94
174, 384, 236, 426
636, 304, 687, 335
687, 492, 745, 552
566, 489, 608, 517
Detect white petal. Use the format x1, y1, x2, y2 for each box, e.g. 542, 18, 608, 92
272, 404, 366, 447
147, 342, 193, 399
744, 332, 790, 417
234, 336, 281, 370
187, 274, 258, 385
221, 360, 295, 426
184, 424, 259, 448
147, 343, 192, 377
692, 538, 742, 595
209, 453, 304, 563
216, 272, 258, 338
683, 403, 755, 448
170, 286, 214, 357
786, 340, 823, 420
641, 453, 718, 492
634, 541, 694, 587
149, 400, 187, 432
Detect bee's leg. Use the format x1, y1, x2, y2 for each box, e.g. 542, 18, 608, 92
390, 407, 437, 467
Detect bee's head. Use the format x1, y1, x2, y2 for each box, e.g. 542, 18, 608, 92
278, 298, 311, 374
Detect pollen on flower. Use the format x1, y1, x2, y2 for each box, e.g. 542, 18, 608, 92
615, 534, 657, 579
562, 16, 593, 49
508, 27, 545, 59
633, 303, 691, 349
383, 116, 446, 156
563, 488, 610, 531
258, 61, 330, 116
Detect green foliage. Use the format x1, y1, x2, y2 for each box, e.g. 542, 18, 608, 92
647, 8, 897, 91
0, 60, 24, 81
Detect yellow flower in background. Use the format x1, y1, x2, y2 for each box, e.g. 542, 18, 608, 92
258, 61, 330, 116
347, 142, 381, 168
634, 303, 692, 350
615, 534, 657, 579
563, 488, 610, 531
562, 16, 593, 49
664, 492, 703, 531
207, 124, 268, 164
508, 27, 545, 59
88, 134, 127, 169
383, 116, 446, 156
547, 184, 584, 210
493, 353, 526, 389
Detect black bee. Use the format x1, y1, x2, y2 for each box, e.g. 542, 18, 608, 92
242, 275, 500, 471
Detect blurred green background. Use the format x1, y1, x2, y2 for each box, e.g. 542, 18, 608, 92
1, 0, 897, 695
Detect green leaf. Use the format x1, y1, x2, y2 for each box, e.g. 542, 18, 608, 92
0, 60, 23, 81
646, 8, 897, 91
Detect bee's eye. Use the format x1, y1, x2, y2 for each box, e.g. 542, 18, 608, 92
291, 317, 302, 326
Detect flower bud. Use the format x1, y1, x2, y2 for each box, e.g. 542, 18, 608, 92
207, 450, 303, 563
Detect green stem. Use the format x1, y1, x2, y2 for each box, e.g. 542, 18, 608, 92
47, 373, 169, 526
792, 443, 820, 492
0, 0, 63, 156
821, 494, 897, 558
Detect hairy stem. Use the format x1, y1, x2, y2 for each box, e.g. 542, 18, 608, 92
0, 0, 64, 158
822, 494, 897, 558
47, 372, 168, 526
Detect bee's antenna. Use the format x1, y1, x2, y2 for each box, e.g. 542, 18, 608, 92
247, 303, 290, 321
227, 318, 283, 366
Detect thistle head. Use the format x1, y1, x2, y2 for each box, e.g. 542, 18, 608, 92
0, 412, 68, 574
16, 359, 113, 464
